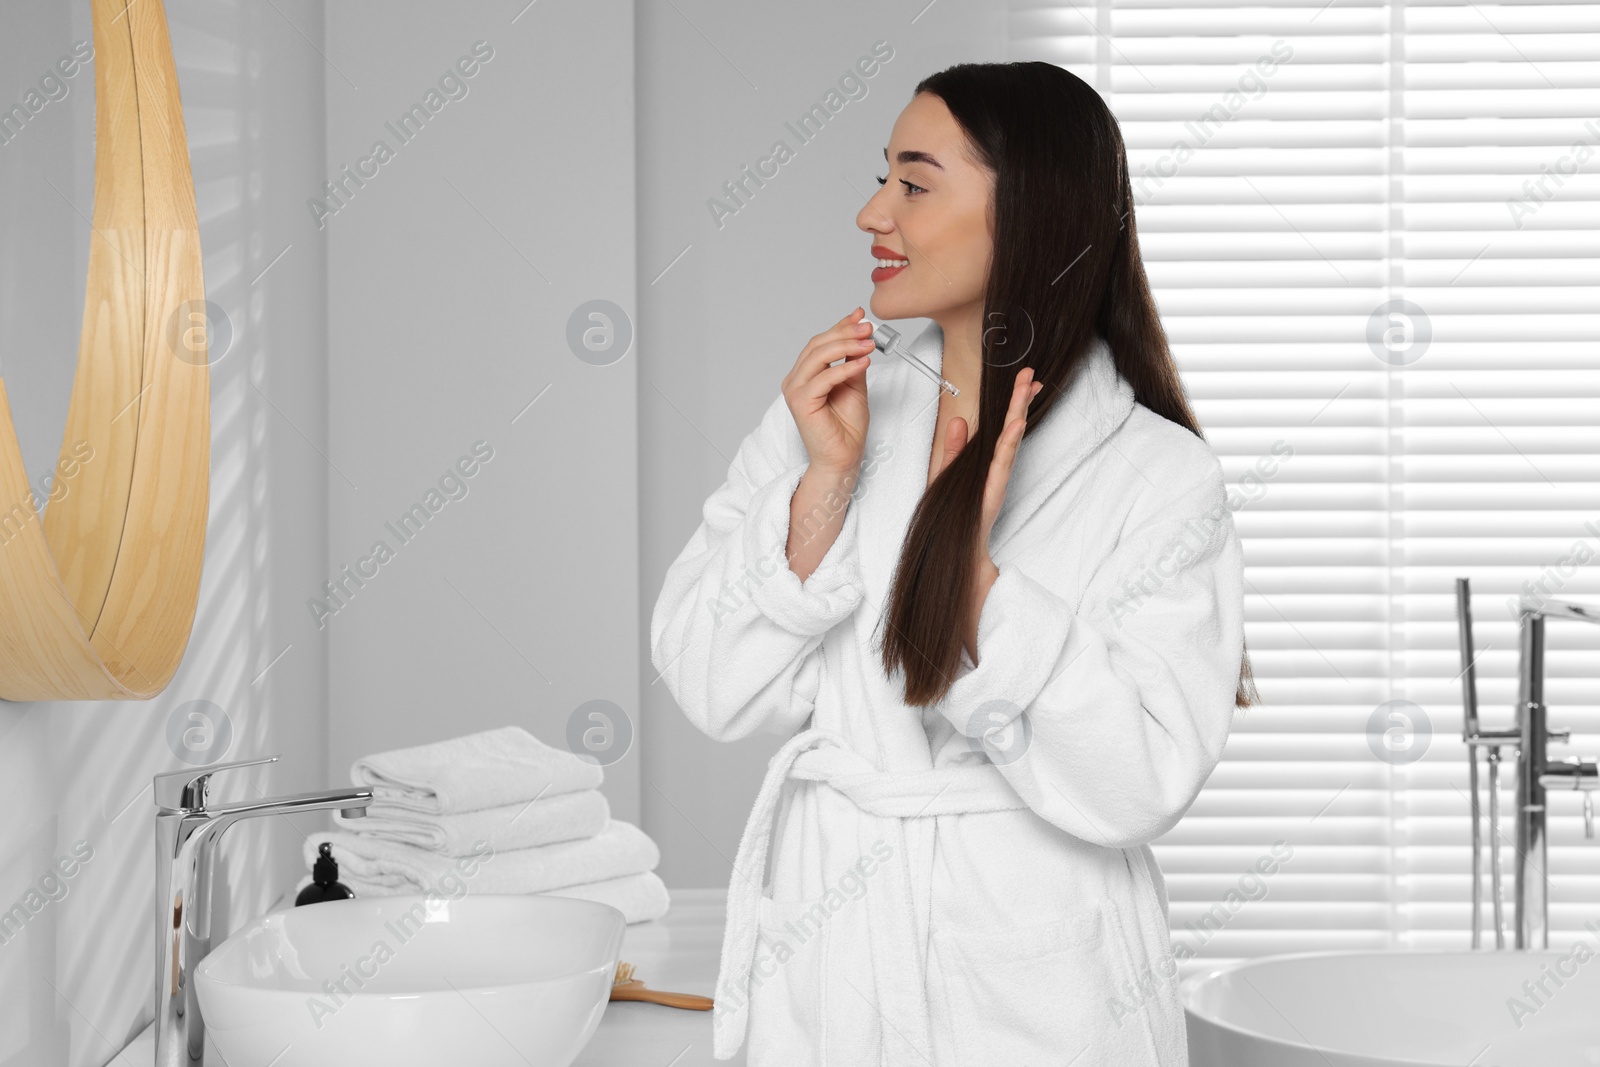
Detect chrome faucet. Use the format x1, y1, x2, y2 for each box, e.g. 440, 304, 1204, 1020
154, 755, 372, 1066
1456, 579, 1599, 950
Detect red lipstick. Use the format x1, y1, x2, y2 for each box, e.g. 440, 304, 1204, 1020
870, 244, 908, 283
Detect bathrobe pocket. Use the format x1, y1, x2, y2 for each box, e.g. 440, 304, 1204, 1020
747, 893, 833, 1064
928, 898, 1164, 1065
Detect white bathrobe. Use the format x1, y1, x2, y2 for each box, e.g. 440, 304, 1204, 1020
650, 321, 1245, 1066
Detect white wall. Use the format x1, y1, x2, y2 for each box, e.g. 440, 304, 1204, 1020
0, 3, 331, 1064
319, 0, 1005, 896
322, 1, 640, 821
635, 2, 1004, 887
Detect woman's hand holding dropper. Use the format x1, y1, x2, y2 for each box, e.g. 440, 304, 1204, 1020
780, 307, 876, 583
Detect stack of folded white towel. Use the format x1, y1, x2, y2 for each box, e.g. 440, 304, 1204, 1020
299, 725, 670, 924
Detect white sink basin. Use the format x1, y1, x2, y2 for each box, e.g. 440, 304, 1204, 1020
1183, 949, 1600, 1066
195, 894, 626, 1067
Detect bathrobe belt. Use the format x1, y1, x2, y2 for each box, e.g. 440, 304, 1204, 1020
712, 726, 1031, 1063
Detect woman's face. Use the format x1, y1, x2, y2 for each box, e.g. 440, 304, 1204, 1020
856, 91, 993, 324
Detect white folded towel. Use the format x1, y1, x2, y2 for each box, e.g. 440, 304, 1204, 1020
532, 870, 671, 924
351, 726, 603, 815
305, 819, 659, 895
333, 789, 610, 856
292, 869, 673, 925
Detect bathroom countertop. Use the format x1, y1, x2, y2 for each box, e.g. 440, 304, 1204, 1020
120, 888, 742, 1066
573, 888, 739, 1066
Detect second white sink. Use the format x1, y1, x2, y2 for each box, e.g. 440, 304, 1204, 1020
1184, 948, 1600, 1065
195, 893, 627, 1067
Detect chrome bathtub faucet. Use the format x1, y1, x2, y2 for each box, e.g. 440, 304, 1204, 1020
154, 755, 372, 1066
1456, 579, 1600, 951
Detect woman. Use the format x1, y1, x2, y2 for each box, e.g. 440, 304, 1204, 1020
651, 61, 1254, 1066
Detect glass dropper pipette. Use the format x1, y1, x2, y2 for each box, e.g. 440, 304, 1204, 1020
863, 318, 959, 397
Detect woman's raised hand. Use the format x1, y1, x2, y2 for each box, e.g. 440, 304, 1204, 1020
929, 365, 1043, 662
783, 307, 874, 476
976, 367, 1044, 562
930, 365, 1044, 566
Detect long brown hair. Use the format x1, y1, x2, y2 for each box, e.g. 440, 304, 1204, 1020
878, 61, 1258, 708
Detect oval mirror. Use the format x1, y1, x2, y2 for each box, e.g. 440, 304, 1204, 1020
0, 0, 209, 701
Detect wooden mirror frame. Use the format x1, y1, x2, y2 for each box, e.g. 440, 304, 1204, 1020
0, 0, 209, 701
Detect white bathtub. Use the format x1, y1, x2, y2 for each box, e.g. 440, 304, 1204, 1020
1182, 949, 1600, 1066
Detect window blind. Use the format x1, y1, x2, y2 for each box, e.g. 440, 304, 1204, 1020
1010, 0, 1600, 975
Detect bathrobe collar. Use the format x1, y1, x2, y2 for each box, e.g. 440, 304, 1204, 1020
857, 319, 1137, 612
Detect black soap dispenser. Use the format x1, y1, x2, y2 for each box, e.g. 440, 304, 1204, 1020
296, 842, 355, 905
